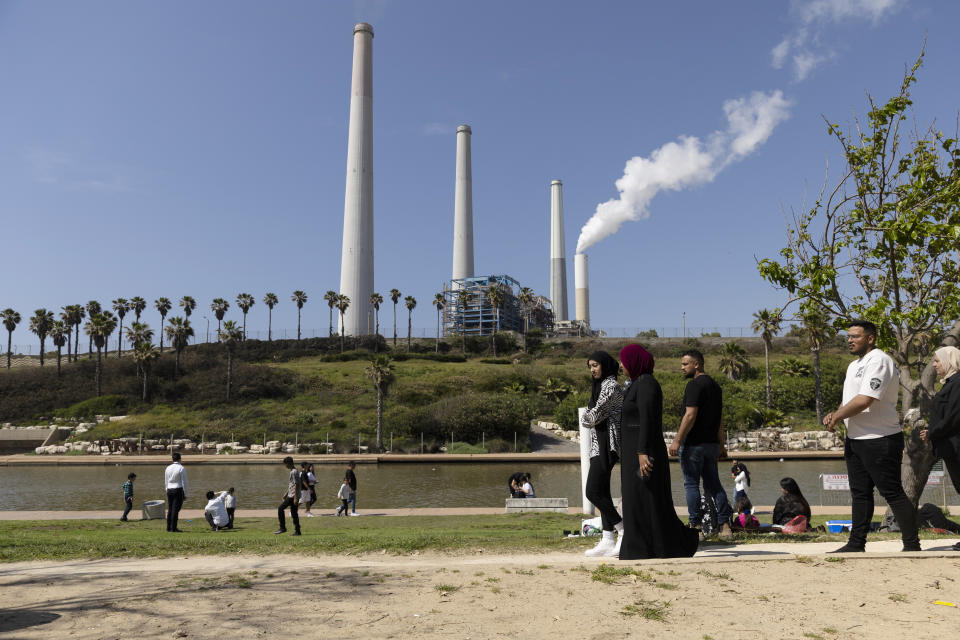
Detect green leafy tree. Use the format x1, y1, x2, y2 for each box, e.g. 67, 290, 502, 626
718, 341, 749, 381
370, 292, 383, 352
154, 297, 172, 352
84, 313, 116, 395
486, 284, 505, 357
165, 316, 194, 380
433, 293, 445, 353
390, 289, 402, 347
218, 320, 243, 400
757, 50, 960, 503
751, 308, 782, 409
2, 308, 21, 369
323, 290, 338, 337
28, 309, 54, 366
210, 298, 229, 335
235, 293, 255, 339
777, 357, 811, 377
262, 293, 278, 341
336, 294, 351, 353
49, 320, 69, 376
131, 341, 159, 401
404, 295, 417, 351
111, 298, 128, 357
291, 290, 308, 342
365, 354, 394, 451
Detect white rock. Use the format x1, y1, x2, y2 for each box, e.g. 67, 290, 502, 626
109, 416, 127, 422
34, 447, 45, 454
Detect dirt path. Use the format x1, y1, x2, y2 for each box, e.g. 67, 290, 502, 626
3, 543, 960, 639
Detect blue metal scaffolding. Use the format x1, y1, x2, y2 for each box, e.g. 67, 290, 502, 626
442, 275, 528, 337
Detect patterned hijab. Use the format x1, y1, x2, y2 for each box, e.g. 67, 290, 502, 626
935, 346, 960, 383
587, 351, 619, 410
618, 344, 655, 381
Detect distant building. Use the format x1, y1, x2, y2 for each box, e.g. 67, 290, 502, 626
443, 275, 553, 337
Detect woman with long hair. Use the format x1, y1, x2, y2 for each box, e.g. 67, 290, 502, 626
772, 477, 812, 525
617, 344, 698, 559
580, 350, 624, 557
920, 346, 960, 550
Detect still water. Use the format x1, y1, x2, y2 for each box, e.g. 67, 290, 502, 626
10, 458, 950, 512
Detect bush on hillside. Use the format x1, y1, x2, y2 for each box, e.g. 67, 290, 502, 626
54, 395, 136, 420
385, 392, 533, 443
554, 391, 589, 430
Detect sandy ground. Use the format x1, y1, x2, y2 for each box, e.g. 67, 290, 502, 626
3, 541, 960, 639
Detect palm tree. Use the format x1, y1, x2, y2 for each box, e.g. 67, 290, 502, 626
128, 296, 146, 321
59, 307, 75, 362
801, 306, 835, 424
517, 287, 534, 352
2, 309, 21, 369
404, 295, 417, 352
336, 294, 351, 353
433, 293, 445, 353
718, 342, 749, 381
263, 292, 278, 341
323, 290, 338, 337
292, 290, 308, 342
365, 354, 394, 451
370, 292, 383, 352
29, 309, 54, 366
456, 288, 471, 354
84, 313, 116, 395
112, 298, 128, 357
179, 296, 197, 319
486, 284, 505, 357
165, 316, 194, 380
49, 320, 69, 376
751, 308, 782, 409
101, 311, 117, 359
64, 305, 85, 362
235, 293, 255, 339
124, 321, 154, 384
154, 297, 172, 352
210, 298, 229, 334
85, 301, 101, 358
390, 289, 402, 347
131, 341, 159, 401
218, 320, 243, 400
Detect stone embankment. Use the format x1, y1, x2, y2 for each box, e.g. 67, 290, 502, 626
535, 421, 842, 452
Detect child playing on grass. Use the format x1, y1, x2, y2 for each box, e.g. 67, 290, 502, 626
732, 495, 759, 531
224, 487, 236, 529
335, 478, 351, 516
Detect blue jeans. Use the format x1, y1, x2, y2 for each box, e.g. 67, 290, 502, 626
348, 491, 356, 514
121, 496, 133, 521
679, 443, 732, 526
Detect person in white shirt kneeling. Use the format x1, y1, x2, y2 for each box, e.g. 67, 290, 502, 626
204, 490, 230, 531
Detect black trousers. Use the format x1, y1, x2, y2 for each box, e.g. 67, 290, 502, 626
845, 434, 919, 547
278, 497, 300, 533
586, 452, 622, 532
226, 507, 235, 529
166, 488, 184, 532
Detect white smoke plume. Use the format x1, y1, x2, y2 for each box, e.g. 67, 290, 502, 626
576, 90, 791, 254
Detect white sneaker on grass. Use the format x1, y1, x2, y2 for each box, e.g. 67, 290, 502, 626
585, 535, 616, 557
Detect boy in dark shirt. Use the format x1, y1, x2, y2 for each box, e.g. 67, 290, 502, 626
120, 472, 136, 522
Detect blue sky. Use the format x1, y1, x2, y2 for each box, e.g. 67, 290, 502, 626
1, 0, 958, 345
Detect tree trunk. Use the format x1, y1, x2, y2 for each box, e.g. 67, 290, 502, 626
66, 328, 72, 362
340, 313, 345, 354
376, 385, 383, 452
39, 337, 46, 366
393, 304, 398, 347
74, 326, 79, 364
241, 314, 246, 341
226, 349, 233, 400
88, 335, 92, 359
812, 346, 823, 424
407, 312, 412, 352
268, 309, 273, 342
297, 309, 301, 343
374, 310, 379, 353
6, 331, 11, 369
763, 340, 771, 409
328, 306, 333, 337
142, 365, 149, 402
117, 319, 123, 358
96, 347, 102, 396
174, 348, 181, 381
436, 309, 440, 353
56, 346, 62, 376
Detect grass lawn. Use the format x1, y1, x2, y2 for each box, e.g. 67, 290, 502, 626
1, 513, 948, 563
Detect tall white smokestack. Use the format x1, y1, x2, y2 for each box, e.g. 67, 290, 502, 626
575, 253, 590, 328
339, 22, 374, 336
451, 124, 474, 282
550, 180, 569, 321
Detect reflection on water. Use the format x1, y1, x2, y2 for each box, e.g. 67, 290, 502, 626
1, 459, 956, 512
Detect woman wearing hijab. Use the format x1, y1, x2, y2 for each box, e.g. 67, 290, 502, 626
920, 346, 960, 549
617, 344, 698, 560
580, 350, 624, 557
772, 477, 812, 526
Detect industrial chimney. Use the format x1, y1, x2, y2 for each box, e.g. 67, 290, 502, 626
575, 253, 590, 329
338, 22, 375, 336
550, 180, 569, 321
451, 125, 474, 283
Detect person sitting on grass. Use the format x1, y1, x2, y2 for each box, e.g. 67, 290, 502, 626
772, 477, 812, 526
731, 495, 759, 531
204, 490, 230, 531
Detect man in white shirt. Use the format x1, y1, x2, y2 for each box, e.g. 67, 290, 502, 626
164, 452, 188, 533
824, 320, 920, 552
204, 490, 229, 531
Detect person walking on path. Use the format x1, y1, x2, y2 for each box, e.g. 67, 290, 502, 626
275, 456, 301, 536
824, 320, 920, 552
164, 453, 188, 533
345, 461, 358, 516
617, 344, 698, 560
120, 472, 136, 522
669, 349, 732, 538
336, 478, 351, 516
920, 345, 960, 550
580, 350, 624, 557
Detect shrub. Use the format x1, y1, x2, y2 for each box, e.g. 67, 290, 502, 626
636, 329, 659, 338
554, 392, 588, 430
54, 395, 133, 420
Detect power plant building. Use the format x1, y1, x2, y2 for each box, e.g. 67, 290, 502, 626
442, 275, 553, 337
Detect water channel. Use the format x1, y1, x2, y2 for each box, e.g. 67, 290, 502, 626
3, 460, 956, 512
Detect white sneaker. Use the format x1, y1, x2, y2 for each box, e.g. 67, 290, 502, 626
585, 536, 616, 557
611, 532, 624, 557
349, 512, 359, 517
306, 512, 314, 518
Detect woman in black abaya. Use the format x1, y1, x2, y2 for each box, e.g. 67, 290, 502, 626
618, 344, 699, 560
